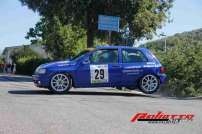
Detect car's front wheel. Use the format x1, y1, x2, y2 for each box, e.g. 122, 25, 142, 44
49, 73, 72, 94
139, 74, 159, 94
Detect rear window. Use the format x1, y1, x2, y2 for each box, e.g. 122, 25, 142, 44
122, 49, 147, 63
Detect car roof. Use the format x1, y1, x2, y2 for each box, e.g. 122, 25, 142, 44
96, 45, 147, 51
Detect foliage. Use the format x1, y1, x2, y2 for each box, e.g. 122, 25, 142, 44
142, 28, 202, 51
142, 29, 202, 97
94, 38, 108, 47
0, 56, 3, 73
8, 46, 49, 75
20, 0, 173, 48
0, 56, 3, 64
26, 17, 86, 60
10, 46, 41, 63
16, 56, 50, 75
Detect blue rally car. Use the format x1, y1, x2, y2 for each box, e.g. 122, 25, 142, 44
33, 46, 166, 94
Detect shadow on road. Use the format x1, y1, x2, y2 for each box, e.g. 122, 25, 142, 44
8, 90, 52, 95
8, 90, 155, 98
0, 75, 32, 82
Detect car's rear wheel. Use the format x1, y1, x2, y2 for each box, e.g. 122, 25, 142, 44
49, 73, 71, 94
139, 74, 159, 94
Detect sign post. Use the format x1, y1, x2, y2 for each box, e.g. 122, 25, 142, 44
98, 15, 120, 44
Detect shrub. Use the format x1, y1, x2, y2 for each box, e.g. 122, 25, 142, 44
154, 43, 202, 97
11, 46, 42, 63
0, 56, 3, 73
16, 56, 50, 75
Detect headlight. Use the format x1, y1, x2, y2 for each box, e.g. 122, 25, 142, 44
35, 67, 46, 74
38, 68, 46, 74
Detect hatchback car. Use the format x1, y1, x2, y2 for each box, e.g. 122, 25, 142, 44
33, 46, 166, 94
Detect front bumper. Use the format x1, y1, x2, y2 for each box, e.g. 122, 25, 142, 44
32, 74, 50, 88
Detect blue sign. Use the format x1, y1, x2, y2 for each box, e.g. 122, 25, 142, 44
98, 15, 120, 32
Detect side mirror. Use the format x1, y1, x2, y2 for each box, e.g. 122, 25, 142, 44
82, 59, 90, 64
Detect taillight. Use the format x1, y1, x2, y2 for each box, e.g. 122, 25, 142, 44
160, 67, 166, 73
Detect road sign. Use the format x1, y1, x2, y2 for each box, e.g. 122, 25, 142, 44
98, 15, 120, 32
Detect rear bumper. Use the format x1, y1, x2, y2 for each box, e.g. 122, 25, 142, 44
32, 74, 50, 88
158, 73, 167, 84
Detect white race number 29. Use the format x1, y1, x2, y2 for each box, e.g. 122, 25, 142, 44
90, 65, 109, 83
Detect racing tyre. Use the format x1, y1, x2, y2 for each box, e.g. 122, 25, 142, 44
49, 73, 72, 94
138, 74, 159, 94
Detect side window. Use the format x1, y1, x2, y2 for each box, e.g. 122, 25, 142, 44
122, 49, 147, 63
90, 49, 118, 64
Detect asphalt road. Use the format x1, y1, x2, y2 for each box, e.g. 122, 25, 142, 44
0, 74, 201, 134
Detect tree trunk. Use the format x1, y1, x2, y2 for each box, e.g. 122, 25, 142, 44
86, 7, 95, 48
87, 27, 94, 48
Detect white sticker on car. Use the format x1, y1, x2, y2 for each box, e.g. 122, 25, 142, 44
90, 65, 109, 83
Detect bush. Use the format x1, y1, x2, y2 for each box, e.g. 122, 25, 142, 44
11, 46, 42, 62
16, 56, 50, 75
0, 57, 3, 73
154, 43, 202, 97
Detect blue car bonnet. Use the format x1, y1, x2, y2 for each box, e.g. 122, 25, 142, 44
39, 60, 76, 68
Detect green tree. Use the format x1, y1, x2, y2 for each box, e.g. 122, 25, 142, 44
0, 56, 3, 64
142, 28, 202, 51
26, 17, 86, 59
10, 46, 41, 63
20, 0, 173, 48
142, 29, 202, 97
159, 43, 202, 97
